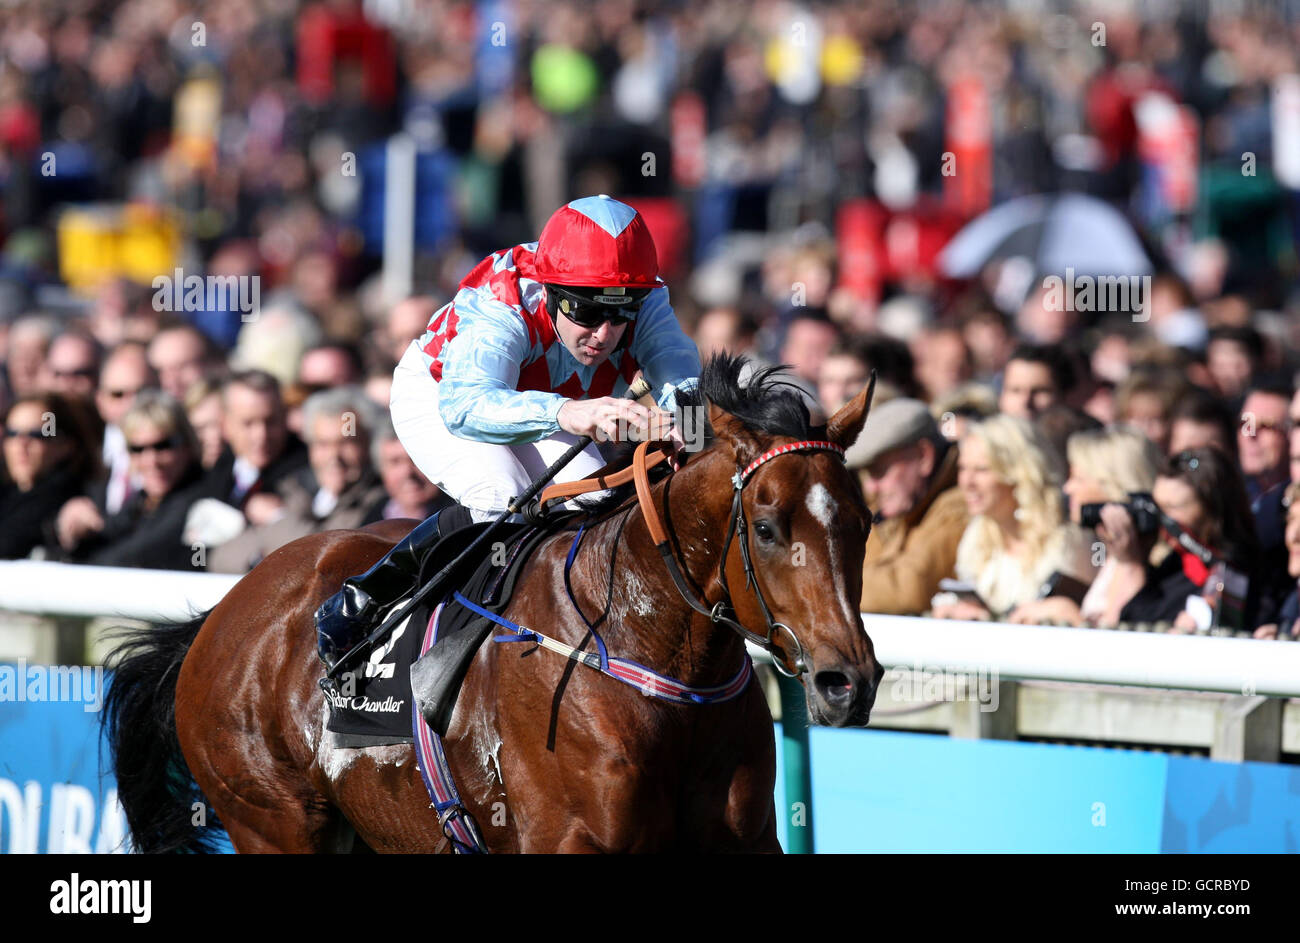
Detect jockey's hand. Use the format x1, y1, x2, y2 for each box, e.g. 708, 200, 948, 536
645, 407, 679, 443
559, 397, 659, 443
660, 419, 687, 469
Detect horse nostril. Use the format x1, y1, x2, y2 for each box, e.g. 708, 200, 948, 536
814, 670, 855, 707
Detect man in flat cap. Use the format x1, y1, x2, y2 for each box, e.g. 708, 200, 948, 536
849, 398, 968, 615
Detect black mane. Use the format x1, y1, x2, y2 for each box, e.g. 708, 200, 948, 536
677, 353, 820, 443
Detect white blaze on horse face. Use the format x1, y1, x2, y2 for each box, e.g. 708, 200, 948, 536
805, 483, 837, 528
804, 483, 860, 629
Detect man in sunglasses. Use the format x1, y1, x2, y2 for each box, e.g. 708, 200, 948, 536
315, 195, 700, 666
94, 342, 158, 515
40, 330, 103, 400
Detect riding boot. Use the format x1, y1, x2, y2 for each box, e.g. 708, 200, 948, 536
315, 511, 446, 670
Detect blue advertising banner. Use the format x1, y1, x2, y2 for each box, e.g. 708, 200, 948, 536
1161, 755, 1300, 852
4, 683, 1297, 853
0, 682, 126, 853
774, 726, 1300, 853
0, 669, 235, 854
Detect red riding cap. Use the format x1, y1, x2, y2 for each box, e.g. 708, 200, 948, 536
530, 195, 660, 289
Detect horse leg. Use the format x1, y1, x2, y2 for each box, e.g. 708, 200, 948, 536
220, 808, 358, 854
690, 684, 784, 852
175, 559, 359, 854
181, 740, 346, 853
312, 739, 446, 853
552, 832, 607, 853
176, 656, 345, 853
221, 822, 305, 854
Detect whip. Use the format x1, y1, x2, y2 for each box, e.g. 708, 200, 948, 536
325, 375, 654, 681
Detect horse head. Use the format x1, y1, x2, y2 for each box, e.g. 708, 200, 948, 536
681, 356, 883, 727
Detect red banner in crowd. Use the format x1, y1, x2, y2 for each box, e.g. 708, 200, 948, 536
670, 92, 707, 190
297, 5, 396, 108
624, 197, 689, 281
944, 76, 993, 217
836, 198, 966, 301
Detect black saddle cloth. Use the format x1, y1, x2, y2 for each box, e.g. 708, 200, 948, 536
322, 595, 432, 745
324, 509, 564, 744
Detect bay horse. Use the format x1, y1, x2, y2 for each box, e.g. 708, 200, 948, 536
104, 355, 882, 853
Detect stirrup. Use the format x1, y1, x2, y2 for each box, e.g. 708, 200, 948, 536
314, 510, 449, 671
315, 585, 379, 671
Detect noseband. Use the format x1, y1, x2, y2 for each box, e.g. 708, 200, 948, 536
632, 438, 847, 677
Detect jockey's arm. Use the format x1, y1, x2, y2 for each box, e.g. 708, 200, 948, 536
436, 299, 569, 445
628, 286, 702, 413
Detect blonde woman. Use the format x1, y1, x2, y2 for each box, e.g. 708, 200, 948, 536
1054, 427, 1164, 627
933, 414, 1093, 621
56, 390, 208, 570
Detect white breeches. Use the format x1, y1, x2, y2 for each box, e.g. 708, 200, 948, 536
390, 344, 606, 522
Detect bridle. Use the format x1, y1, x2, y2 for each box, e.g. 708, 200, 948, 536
632, 437, 847, 678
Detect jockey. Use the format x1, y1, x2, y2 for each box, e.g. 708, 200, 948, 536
315, 195, 701, 668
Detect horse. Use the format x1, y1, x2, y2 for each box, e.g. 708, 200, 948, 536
103, 355, 883, 853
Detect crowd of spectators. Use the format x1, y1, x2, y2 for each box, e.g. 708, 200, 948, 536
3, 0, 1300, 638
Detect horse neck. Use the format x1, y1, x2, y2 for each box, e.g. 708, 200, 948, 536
575, 447, 746, 689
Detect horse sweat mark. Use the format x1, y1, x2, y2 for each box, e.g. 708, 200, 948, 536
470, 714, 505, 791
319, 734, 359, 782
320, 739, 410, 781
316, 702, 410, 782
623, 569, 655, 618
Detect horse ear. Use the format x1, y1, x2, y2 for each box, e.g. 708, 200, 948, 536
827, 370, 876, 449
707, 399, 762, 466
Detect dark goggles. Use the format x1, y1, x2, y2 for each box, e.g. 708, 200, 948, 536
545, 284, 652, 329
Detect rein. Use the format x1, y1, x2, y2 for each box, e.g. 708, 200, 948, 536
459, 587, 754, 704
631, 438, 846, 678
516, 434, 846, 693
535, 447, 670, 509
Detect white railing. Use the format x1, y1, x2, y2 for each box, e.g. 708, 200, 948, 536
0, 560, 240, 623
861, 614, 1300, 698
3, 560, 1300, 697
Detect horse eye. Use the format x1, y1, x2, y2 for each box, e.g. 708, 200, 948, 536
753, 520, 775, 542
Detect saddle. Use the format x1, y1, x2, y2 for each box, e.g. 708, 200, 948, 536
408, 516, 564, 734
407, 447, 675, 735
325, 508, 571, 742
330, 448, 675, 743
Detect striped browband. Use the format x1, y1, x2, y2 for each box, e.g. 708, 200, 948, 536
733, 440, 846, 490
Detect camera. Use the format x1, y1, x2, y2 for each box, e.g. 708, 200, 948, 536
1079, 492, 1161, 536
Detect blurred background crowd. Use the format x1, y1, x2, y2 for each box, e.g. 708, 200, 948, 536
3, 0, 1300, 637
